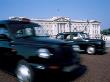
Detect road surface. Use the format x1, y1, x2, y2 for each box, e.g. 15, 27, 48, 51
0, 48, 110, 82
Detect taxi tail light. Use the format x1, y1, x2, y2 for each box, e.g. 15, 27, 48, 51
49, 65, 60, 69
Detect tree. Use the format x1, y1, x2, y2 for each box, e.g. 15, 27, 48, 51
101, 28, 110, 35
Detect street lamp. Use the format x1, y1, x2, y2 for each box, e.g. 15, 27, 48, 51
69, 19, 71, 32
84, 19, 89, 33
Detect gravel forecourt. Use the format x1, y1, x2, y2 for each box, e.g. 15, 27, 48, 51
74, 48, 110, 82
0, 48, 110, 82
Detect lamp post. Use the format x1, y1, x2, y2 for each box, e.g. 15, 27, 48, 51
84, 19, 89, 33
69, 19, 71, 32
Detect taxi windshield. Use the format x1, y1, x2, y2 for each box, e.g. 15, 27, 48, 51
9, 23, 49, 38
80, 33, 89, 39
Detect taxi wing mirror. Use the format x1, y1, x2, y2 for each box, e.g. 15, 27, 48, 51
0, 34, 12, 41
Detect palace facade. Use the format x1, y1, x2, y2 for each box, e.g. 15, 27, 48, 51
31, 17, 101, 39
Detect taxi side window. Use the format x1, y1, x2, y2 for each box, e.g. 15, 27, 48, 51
0, 24, 9, 36
72, 33, 78, 40
0, 24, 10, 40
16, 28, 33, 37
57, 35, 64, 39
66, 35, 71, 40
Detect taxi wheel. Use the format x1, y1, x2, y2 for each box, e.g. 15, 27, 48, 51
15, 60, 33, 82
87, 46, 95, 55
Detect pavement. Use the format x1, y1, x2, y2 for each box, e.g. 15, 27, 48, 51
105, 41, 110, 47
74, 48, 110, 82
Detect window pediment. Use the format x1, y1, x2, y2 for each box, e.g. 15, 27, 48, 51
53, 17, 70, 22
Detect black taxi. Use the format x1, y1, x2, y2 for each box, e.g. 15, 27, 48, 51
0, 18, 86, 82
56, 32, 106, 55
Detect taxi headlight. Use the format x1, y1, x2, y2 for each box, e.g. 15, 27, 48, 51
72, 45, 80, 51
38, 48, 53, 59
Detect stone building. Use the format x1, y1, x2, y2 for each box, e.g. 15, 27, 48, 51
9, 16, 101, 39
32, 17, 101, 39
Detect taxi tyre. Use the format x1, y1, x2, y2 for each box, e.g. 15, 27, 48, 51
15, 60, 34, 82
87, 46, 95, 55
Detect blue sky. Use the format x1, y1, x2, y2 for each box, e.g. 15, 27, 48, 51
0, 0, 110, 29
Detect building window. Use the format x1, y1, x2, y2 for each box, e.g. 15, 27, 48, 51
67, 25, 68, 27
